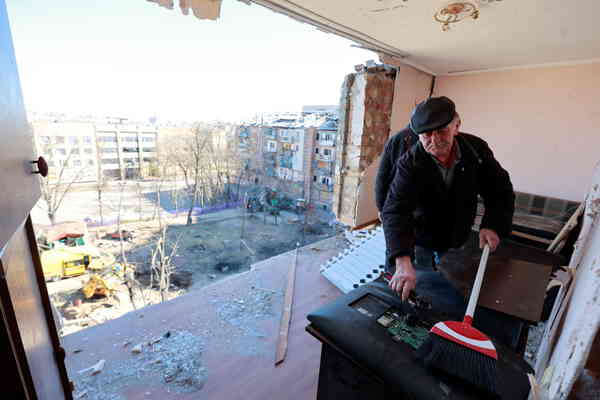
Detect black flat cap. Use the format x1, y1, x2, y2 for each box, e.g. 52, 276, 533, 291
410, 96, 456, 134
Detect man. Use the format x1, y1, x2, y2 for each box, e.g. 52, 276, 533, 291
377, 97, 514, 300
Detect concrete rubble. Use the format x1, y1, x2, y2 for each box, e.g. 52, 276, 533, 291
72, 330, 206, 400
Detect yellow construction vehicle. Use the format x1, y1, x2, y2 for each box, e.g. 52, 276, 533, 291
82, 275, 113, 299
40, 246, 115, 282
81, 263, 135, 299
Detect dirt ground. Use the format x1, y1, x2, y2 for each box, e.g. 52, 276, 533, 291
49, 207, 340, 335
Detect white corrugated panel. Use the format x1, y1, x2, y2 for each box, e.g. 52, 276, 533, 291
320, 227, 386, 293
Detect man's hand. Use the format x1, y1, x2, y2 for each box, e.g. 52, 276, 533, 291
389, 256, 417, 301
479, 228, 500, 251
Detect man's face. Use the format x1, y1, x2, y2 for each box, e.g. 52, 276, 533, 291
419, 116, 460, 159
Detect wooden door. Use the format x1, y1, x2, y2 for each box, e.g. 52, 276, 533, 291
0, 1, 72, 398
0, 0, 40, 251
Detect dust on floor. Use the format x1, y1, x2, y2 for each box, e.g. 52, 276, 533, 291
73, 330, 206, 400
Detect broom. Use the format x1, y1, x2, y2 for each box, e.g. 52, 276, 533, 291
416, 244, 498, 394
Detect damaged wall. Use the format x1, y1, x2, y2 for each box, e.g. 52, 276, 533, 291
382, 56, 434, 134
333, 66, 396, 227
434, 62, 600, 202
542, 162, 600, 399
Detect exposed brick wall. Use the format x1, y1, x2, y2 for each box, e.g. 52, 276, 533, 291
333, 66, 396, 226
360, 71, 396, 169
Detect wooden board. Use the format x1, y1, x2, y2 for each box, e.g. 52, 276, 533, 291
353, 156, 381, 229
274, 247, 297, 365
440, 256, 552, 322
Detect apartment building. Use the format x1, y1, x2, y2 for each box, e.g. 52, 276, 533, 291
310, 118, 338, 211
32, 120, 99, 183
235, 113, 338, 211
32, 119, 158, 183
95, 122, 158, 180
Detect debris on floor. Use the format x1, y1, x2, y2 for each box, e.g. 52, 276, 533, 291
72, 330, 206, 399
78, 359, 106, 376
525, 321, 546, 366
208, 277, 282, 357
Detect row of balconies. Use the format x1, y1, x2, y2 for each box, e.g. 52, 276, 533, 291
314, 154, 334, 162
312, 181, 334, 192
318, 140, 335, 147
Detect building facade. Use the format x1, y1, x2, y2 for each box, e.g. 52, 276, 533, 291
95, 122, 158, 180
32, 119, 158, 183
32, 120, 99, 183
310, 119, 337, 211
235, 114, 338, 211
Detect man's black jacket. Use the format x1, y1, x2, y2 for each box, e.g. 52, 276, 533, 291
378, 128, 515, 264
375, 126, 418, 212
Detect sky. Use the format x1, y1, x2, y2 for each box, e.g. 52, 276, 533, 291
6, 0, 375, 123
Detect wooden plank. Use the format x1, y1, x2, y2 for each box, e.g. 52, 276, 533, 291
511, 230, 552, 244
275, 246, 298, 365
441, 256, 553, 322
547, 202, 584, 252
351, 218, 379, 231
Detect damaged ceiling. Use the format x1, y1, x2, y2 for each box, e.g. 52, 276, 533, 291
249, 0, 600, 75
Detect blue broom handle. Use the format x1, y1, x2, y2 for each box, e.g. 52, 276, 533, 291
465, 244, 490, 319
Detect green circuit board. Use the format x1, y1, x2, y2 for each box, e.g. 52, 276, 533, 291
377, 309, 431, 349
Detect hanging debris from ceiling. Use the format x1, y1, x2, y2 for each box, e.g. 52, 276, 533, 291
146, 0, 223, 21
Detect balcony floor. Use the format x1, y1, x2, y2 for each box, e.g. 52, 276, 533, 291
63, 236, 345, 400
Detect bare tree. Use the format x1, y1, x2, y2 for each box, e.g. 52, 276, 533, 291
113, 181, 148, 309
95, 179, 107, 226
170, 175, 180, 218
37, 142, 88, 225
162, 123, 243, 225
136, 180, 144, 221
150, 225, 183, 302
167, 125, 210, 225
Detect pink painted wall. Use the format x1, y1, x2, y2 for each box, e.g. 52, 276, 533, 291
434, 62, 600, 201
383, 57, 433, 134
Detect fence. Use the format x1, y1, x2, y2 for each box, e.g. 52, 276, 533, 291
165, 201, 242, 216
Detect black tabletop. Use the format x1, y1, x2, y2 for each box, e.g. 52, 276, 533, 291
307, 282, 533, 400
